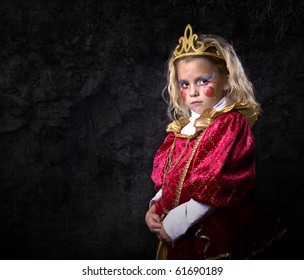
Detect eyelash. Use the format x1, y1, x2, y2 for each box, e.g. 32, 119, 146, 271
178, 79, 210, 89
179, 82, 189, 89
197, 79, 209, 86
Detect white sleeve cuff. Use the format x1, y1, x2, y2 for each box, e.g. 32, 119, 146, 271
163, 199, 213, 241
149, 189, 163, 208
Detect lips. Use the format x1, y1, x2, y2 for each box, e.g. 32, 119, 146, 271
191, 101, 203, 104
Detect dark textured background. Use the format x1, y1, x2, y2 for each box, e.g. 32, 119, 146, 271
0, 0, 303, 260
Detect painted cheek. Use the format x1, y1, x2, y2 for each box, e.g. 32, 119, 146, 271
204, 86, 214, 97
181, 90, 187, 102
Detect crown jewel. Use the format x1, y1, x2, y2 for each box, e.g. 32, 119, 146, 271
173, 24, 225, 62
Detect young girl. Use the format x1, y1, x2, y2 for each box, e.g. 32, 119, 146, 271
145, 24, 285, 259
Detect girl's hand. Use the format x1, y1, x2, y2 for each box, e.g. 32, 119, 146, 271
145, 204, 162, 234
159, 225, 174, 245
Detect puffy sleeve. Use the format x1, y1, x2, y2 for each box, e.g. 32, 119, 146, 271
185, 111, 256, 208
151, 133, 175, 192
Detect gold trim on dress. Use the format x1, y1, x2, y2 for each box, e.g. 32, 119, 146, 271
172, 132, 205, 208
160, 130, 205, 217
165, 137, 191, 174
156, 241, 168, 260
166, 102, 260, 136
245, 220, 287, 259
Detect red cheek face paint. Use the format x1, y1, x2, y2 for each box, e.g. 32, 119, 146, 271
181, 90, 187, 102
204, 86, 214, 97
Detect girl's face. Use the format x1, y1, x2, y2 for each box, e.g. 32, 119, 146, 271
176, 58, 228, 114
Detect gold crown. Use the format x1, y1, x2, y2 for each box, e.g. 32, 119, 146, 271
173, 24, 225, 62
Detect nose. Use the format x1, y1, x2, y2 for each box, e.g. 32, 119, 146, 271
189, 85, 199, 97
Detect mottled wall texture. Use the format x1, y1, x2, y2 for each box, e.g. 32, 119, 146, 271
0, 0, 303, 259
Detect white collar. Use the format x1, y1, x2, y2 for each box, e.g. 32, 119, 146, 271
213, 97, 229, 111
189, 110, 201, 122
190, 97, 229, 121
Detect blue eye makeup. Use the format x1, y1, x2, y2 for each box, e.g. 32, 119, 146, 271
178, 73, 215, 89
178, 80, 189, 88
196, 73, 215, 86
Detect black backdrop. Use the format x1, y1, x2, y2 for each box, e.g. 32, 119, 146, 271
0, 0, 303, 260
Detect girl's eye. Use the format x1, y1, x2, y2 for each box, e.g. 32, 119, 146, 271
197, 74, 214, 86
178, 81, 189, 89
197, 79, 209, 86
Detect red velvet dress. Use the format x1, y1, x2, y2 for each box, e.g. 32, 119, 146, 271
151, 109, 285, 259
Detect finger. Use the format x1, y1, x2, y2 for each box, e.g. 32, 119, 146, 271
151, 222, 163, 229
151, 227, 160, 234
149, 219, 162, 228
151, 214, 161, 223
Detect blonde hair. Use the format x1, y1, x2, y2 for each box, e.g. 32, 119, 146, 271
163, 34, 261, 119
